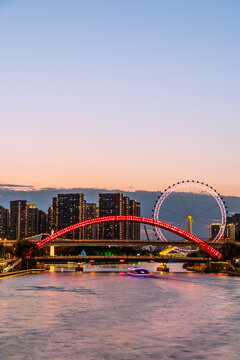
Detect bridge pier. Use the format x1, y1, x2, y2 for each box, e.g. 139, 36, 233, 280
50, 245, 55, 257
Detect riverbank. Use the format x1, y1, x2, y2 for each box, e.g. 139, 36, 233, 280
0, 269, 45, 279
185, 261, 240, 276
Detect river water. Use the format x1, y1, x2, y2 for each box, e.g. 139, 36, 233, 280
0, 271, 240, 360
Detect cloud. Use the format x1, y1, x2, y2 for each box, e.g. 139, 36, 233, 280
0, 184, 34, 188
0, 185, 239, 220
0, 184, 34, 191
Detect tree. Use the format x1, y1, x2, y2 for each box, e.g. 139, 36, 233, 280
0, 244, 4, 259
235, 232, 240, 242
187, 248, 209, 257
14, 239, 40, 258
2, 245, 15, 259
219, 240, 240, 261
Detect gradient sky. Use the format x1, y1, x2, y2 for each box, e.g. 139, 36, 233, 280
1, 0, 240, 195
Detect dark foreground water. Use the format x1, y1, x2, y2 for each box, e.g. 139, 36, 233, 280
0, 271, 240, 360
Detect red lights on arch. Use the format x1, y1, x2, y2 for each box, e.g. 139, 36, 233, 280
34, 216, 222, 259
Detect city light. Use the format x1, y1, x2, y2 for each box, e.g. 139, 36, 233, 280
31, 216, 222, 259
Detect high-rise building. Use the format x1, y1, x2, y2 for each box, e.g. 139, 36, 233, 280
0, 206, 8, 239
85, 203, 97, 239
226, 223, 236, 240
9, 200, 27, 240
52, 193, 85, 239
98, 193, 123, 239
48, 197, 57, 233
26, 204, 38, 237
38, 210, 47, 234
122, 197, 141, 239
129, 199, 141, 240
227, 213, 240, 240
210, 222, 221, 240
97, 193, 141, 240
9, 201, 45, 239
123, 196, 130, 239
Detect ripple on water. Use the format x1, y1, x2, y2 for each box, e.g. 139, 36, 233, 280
0, 272, 239, 360
17, 285, 96, 294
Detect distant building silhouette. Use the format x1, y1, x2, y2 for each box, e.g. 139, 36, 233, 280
0, 205, 8, 239
209, 222, 221, 240
3, 192, 140, 240
9, 200, 27, 240
37, 210, 47, 234
26, 204, 38, 237
129, 199, 141, 240
9, 200, 47, 240
227, 213, 240, 240
226, 223, 236, 240
48, 197, 57, 233
51, 193, 85, 239
85, 203, 97, 239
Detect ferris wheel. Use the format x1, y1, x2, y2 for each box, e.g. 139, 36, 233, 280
153, 181, 227, 253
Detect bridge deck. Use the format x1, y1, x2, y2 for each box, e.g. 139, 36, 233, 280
34, 255, 211, 262
0, 239, 221, 247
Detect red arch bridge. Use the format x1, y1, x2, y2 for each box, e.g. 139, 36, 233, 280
27, 216, 222, 259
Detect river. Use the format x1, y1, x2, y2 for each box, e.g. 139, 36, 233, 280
0, 270, 239, 360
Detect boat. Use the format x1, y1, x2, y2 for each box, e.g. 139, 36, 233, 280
126, 266, 151, 277
75, 263, 84, 272
156, 263, 169, 272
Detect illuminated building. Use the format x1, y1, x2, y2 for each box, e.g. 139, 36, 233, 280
9, 201, 47, 239
48, 197, 57, 233
129, 199, 141, 240
26, 204, 38, 237
0, 206, 8, 239
53, 193, 85, 239
226, 223, 236, 240
123, 197, 141, 239
85, 203, 97, 239
123, 196, 130, 239
210, 222, 221, 240
227, 213, 240, 240
98, 193, 141, 240
9, 200, 27, 240
37, 210, 47, 234
25, 206, 47, 237
98, 193, 123, 239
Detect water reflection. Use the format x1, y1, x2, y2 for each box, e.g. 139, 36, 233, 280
0, 272, 239, 360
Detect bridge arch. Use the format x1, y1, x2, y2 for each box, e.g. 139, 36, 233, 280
34, 216, 222, 258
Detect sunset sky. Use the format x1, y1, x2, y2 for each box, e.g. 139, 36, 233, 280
1, 0, 240, 195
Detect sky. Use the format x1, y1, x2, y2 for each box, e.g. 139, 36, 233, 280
1, 0, 240, 195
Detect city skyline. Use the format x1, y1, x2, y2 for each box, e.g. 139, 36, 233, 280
1, 1, 240, 195
1, 2, 240, 360
0, 185, 239, 242
0, 191, 141, 241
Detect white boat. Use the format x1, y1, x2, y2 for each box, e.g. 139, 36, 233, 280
126, 266, 151, 277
